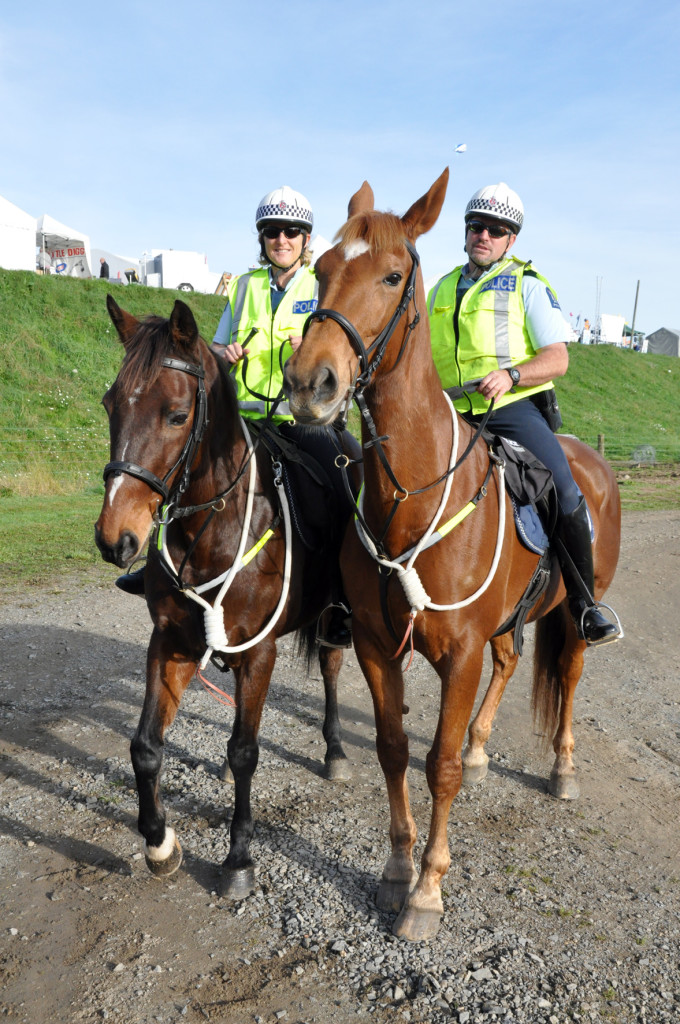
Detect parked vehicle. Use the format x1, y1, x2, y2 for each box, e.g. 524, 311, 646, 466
139, 249, 221, 293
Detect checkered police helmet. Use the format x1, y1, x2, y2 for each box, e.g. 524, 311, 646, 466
465, 183, 524, 233
255, 186, 314, 232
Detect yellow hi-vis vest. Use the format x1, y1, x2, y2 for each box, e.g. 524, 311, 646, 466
225, 265, 318, 422
427, 257, 555, 415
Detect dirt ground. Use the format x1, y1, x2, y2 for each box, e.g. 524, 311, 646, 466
1, 510, 679, 1023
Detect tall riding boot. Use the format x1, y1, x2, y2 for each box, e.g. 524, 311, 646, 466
115, 565, 146, 596
556, 497, 622, 646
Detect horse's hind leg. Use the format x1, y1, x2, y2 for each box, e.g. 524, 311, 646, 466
533, 605, 584, 800
462, 633, 519, 786
221, 641, 276, 900
132, 630, 194, 877
319, 646, 351, 781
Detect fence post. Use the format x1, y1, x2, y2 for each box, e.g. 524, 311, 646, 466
597, 434, 605, 457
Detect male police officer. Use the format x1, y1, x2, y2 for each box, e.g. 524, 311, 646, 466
427, 183, 621, 646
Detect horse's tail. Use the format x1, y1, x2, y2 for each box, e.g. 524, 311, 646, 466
295, 623, 320, 673
531, 605, 566, 750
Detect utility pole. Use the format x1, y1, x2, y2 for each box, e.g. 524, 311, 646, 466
630, 279, 640, 348
594, 276, 602, 343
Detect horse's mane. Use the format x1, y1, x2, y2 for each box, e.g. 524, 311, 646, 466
334, 210, 406, 255
116, 316, 178, 398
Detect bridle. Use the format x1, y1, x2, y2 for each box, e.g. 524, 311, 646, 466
303, 239, 421, 419
103, 356, 208, 506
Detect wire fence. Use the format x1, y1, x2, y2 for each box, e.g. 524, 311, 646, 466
0, 430, 110, 491
1, 429, 679, 492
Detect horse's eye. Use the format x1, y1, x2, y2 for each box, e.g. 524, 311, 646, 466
383, 273, 402, 287
168, 411, 189, 426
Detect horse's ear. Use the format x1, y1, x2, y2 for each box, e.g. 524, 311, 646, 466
348, 181, 374, 218
401, 168, 449, 241
170, 300, 200, 355
106, 294, 140, 347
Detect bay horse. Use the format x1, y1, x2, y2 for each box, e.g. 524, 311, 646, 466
95, 295, 351, 899
283, 169, 621, 940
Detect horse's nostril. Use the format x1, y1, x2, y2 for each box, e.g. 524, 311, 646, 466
316, 364, 338, 398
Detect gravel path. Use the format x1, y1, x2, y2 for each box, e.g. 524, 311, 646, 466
1, 510, 679, 1024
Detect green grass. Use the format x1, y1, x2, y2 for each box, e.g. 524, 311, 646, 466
556, 344, 680, 463
0, 269, 225, 495
0, 490, 114, 594
1, 267, 679, 591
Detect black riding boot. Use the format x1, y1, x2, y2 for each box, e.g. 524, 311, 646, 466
556, 497, 622, 646
115, 565, 146, 596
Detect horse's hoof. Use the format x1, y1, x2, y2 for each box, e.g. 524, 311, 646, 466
393, 904, 442, 942
548, 770, 580, 800
462, 761, 489, 787
322, 757, 352, 782
221, 865, 257, 901
219, 758, 233, 784
376, 879, 413, 913
144, 831, 183, 877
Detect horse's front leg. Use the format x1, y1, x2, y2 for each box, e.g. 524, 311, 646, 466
354, 626, 418, 913
221, 639, 276, 900
462, 633, 519, 786
395, 645, 484, 941
132, 628, 195, 877
319, 645, 351, 781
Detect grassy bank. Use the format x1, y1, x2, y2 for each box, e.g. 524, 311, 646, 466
1, 267, 678, 589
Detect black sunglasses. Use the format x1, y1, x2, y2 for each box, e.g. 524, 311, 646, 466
466, 219, 513, 238
262, 225, 305, 240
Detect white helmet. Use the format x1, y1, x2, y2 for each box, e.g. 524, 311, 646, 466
465, 182, 524, 233
255, 186, 314, 232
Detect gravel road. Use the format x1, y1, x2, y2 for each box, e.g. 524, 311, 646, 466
1, 510, 679, 1024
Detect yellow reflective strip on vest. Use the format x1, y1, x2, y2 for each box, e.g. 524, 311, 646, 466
241, 528, 274, 566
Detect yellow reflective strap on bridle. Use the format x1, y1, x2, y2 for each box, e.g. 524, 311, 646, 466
241, 528, 275, 567
157, 507, 274, 567
437, 501, 477, 538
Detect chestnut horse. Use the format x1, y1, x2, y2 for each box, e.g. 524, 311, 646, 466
95, 295, 350, 899
283, 170, 621, 940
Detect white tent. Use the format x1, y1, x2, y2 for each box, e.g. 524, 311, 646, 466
36, 213, 92, 278
91, 247, 140, 283
0, 195, 37, 271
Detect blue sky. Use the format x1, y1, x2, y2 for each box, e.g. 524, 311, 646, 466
2, 0, 678, 333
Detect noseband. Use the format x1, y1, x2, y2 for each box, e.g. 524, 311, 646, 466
103, 356, 208, 503
303, 239, 421, 400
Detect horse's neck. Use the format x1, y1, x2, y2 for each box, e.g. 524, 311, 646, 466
175, 363, 261, 546
360, 329, 475, 542
363, 329, 451, 489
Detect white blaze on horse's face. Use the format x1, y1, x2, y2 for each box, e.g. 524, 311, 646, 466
343, 239, 370, 261
107, 473, 125, 507
128, 386, 144, 407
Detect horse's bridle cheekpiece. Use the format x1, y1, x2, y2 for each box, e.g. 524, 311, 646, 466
103, 357, 208, 504
303, 239, 421, 398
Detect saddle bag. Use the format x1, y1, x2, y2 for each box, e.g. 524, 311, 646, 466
488, 433, 554, 507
